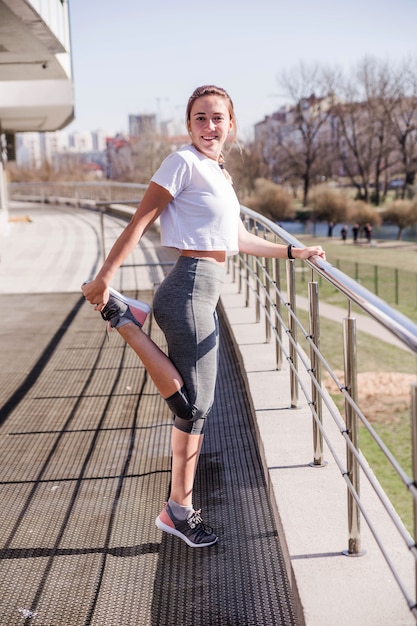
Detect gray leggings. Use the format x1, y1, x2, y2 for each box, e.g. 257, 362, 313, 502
152, 256, 225, 434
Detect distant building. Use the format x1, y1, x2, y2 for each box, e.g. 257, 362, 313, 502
128, 114, 157, 137
92, 129, 108, 152
68, 131, 94, 153
11, 109, 187, 175
105, 135, 131, 179
14, 129, 109, 171
16, 133, 43, 168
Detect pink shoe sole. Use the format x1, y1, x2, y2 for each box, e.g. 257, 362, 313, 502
108, 287, 151, 326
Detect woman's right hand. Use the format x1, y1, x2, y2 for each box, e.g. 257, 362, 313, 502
81, 278, 109, 312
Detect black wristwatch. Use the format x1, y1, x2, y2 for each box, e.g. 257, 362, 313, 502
287, 244, 295, 259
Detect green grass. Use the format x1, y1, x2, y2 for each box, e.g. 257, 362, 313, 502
297, 313, 417, 374
300, 234, 417, 269
296, 306, 417, 534
360, 418, 413, 533
297, 235, 417, 321
296, 308, 416, 371
259, 233, 417, 531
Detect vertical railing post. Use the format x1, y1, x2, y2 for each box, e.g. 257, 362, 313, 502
255, 256, 261, 323
265, 257, 271, 342
238, 254, 243, 293
245, 254, 250, 307
411, 383, 417, 602
274, 258, 282, 370
343, 311, 362, 556
308, 278, 325, 466
99, 206, 106, 262
227, 252, 233, 280
286, 258, 298, 408
237, 254, 242, 293
253, 223, 260, 323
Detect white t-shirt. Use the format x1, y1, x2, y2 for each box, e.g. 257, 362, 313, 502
151, 144, 240, 256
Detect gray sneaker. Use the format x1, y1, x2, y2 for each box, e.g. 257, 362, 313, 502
100, 287, 151, 330
156, 502, 218, 548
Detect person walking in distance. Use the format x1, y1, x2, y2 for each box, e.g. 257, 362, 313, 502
81, 85, 326, 548
364, 222, 372, 243
352, 223, 360, 244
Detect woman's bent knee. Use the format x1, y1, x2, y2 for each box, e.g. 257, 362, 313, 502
165, 386, 198, 421
174, 415, 206, 435
165, 384, 212, 434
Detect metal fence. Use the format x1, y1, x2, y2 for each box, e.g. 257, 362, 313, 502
332, 258, 417, 311
9, 181, 148, 206
9, 181, 417, 621
232, 206, 417, 620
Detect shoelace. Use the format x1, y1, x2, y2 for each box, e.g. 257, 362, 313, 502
100, 303, 118, 340
100, 301, 119, 323
187, 509, 214, 534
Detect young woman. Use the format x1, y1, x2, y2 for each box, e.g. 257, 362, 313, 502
81, 85, 325, 548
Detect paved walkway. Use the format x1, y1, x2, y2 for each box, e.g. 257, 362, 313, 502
0, 202, 298, 626
0, 200, 414, 626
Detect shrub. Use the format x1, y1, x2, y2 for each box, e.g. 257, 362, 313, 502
382, 199, 417, 240
243, 178, 295, 221
308, 184, 349, 224
348, 200, 382, 227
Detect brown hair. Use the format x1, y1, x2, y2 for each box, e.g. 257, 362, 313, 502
186, 85, 238, 167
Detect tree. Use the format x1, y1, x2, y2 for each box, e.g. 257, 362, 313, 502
332, 57, 395, 204
6, 155, 91, 182
243, 178, 295, 222
126, 136, 172, 183
275, 63, 338, 206
308, 184, 349, 224
226, 142, 265, 199
348, 200, 382, 228
382, 57, 417, 199
382, 199, 417, 240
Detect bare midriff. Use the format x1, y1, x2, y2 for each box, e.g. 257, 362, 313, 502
180, 249, 226, 264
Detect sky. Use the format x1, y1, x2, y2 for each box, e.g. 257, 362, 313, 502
66, 0, 417, 141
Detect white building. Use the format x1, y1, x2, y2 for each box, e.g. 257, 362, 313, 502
16, 133, 43, 168
14, 129, 112, 168
0, 0, 74, 229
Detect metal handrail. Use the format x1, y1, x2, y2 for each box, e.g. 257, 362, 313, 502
236, 205, 417, 620
241, 205, 417, 354
8, 181, 148, 206
8, 181, 417, 619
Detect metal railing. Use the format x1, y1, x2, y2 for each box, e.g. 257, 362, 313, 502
8, 181, 417, 620
9, 181, 147, 206
234, 206, 417, 620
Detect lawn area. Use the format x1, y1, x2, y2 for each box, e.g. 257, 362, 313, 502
296, 307, 417, 534
297, 235, 417, 320
298, 234, 417, 270
261, 231, 417, 531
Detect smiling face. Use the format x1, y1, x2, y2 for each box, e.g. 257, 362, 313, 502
188, 95, 234, 161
